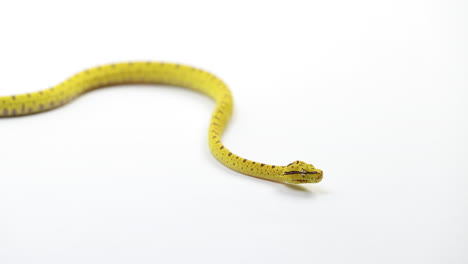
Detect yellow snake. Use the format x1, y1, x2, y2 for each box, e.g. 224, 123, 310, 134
0, 62, 323, 184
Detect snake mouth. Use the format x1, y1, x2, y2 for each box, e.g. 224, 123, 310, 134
283, 171, 319, 176
284, 170, 322, 183
291, 179, 310, 183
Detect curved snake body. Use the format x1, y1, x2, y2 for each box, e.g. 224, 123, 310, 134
0, 62, 323, 184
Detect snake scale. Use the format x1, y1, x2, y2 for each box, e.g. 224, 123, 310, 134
0, 62, 323, 184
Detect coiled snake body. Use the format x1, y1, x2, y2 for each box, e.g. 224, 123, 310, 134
0, 62, 323, 184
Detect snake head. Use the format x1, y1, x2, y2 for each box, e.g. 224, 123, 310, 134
283, 161, 323, 184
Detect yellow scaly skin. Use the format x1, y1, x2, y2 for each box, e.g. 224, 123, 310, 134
0, 62, 323, 184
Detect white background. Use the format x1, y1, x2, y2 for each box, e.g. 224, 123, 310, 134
0, 1, 466, 263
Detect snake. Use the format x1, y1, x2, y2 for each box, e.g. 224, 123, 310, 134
0, 62, 323, 184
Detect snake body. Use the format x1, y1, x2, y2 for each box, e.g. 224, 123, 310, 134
0, 62, 323, 184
